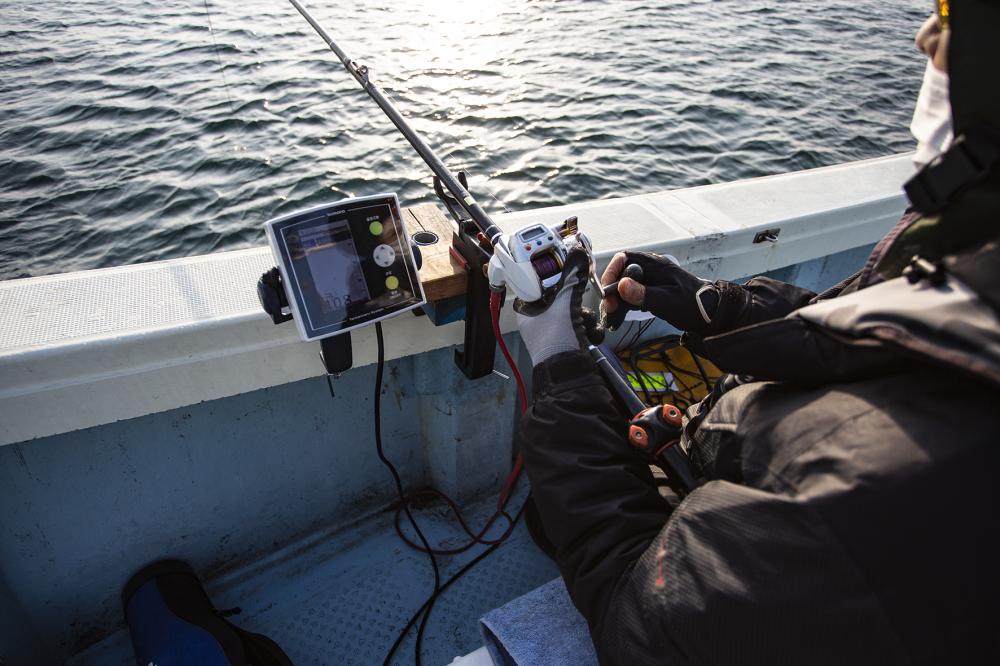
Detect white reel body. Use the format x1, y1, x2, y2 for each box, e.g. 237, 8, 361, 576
487, 220, 592, 303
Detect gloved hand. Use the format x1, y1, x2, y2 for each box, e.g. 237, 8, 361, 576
515, 246, 604, 366
601, 251, 719, 332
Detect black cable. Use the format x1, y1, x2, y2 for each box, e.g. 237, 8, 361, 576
620, 333, 720, 409
630, 319, 654, 349
690, 351, 712, 388
613, 321, 635, 354
371, 323, 440, 666
619, 320, 659, 406
389, 499, 529, 662
666, 367, 697, 408
376, 314, 529, 663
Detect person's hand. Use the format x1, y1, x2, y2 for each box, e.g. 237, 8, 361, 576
515, 246, 603, 366
601, 251, 718, 332
916, 12, 949, 73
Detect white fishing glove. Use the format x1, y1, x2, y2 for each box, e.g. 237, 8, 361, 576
515, 247, 603, 366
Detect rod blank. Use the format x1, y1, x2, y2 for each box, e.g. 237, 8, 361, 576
286, 0, 505, 246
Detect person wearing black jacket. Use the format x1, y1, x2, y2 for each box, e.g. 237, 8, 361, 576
514, 2, 1000, 664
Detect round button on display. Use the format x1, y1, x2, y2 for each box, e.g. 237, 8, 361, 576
385, 275, 400, 290
369, 221, 383, 236
373, 244, 395, 268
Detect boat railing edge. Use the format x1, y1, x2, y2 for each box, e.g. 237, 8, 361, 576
0, 154, 914, 446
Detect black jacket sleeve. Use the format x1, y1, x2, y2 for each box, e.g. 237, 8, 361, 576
519, 351, 905, 666
684, 277, 818, 360
518, 351, 672, 649
708, 277, 816, 334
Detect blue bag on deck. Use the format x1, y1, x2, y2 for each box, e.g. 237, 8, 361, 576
122, 560, 291, 666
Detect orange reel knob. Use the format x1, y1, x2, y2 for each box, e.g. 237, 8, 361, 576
628, 424, 648, 449
661, 404, 682, 428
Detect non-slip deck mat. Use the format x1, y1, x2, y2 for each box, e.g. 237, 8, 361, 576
70, 488, 559, 666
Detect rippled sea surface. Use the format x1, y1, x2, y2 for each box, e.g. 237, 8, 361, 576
1, 0, 927, 280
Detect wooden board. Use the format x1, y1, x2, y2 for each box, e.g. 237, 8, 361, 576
403, 203, 468, 302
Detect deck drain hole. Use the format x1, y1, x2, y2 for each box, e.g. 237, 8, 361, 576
412, 230, 439, 246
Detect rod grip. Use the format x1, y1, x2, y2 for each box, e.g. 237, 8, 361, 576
589, 346, 646, 416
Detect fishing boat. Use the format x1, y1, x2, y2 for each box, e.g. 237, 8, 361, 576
0, 0, 932, 661
0, 143, 913, 663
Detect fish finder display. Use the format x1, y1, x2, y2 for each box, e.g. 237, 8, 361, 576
265, 194, 426, 341
296, 221, 371, 318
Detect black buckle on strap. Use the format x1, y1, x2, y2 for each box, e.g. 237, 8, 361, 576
902, 255, 946, 286
904, 130, 999, 214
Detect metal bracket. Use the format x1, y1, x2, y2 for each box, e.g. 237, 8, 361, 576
320, 334, 353, 375
450, 221, 497, 380
257, 267, 293, 324
431, 171, 499, 380
753, 228, 780, 244
257, 266, 354, 374
434, 171, 472, 224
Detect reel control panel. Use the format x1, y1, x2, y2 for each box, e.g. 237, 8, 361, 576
264, 193, 426, 342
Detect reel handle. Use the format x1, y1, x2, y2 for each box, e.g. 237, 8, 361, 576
602, 263, 644, 299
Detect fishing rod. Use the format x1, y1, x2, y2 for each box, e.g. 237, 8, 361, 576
287, 0, 505, 247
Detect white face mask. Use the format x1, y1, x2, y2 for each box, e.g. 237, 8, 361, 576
910, 60, 953, 167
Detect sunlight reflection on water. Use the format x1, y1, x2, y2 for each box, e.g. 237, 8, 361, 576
0, 0, 927, 279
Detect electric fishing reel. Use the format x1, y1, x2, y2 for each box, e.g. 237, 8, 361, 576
487, 215, 597, 308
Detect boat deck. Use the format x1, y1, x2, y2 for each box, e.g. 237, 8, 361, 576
69, 486, 556, 665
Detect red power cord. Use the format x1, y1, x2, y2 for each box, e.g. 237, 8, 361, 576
393, 288, 528, 555
490, 289, 528, 510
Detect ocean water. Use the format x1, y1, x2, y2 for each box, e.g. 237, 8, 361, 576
0, 0, 928, 280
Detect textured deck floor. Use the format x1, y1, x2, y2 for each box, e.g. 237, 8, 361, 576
69, 486, 558, 665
